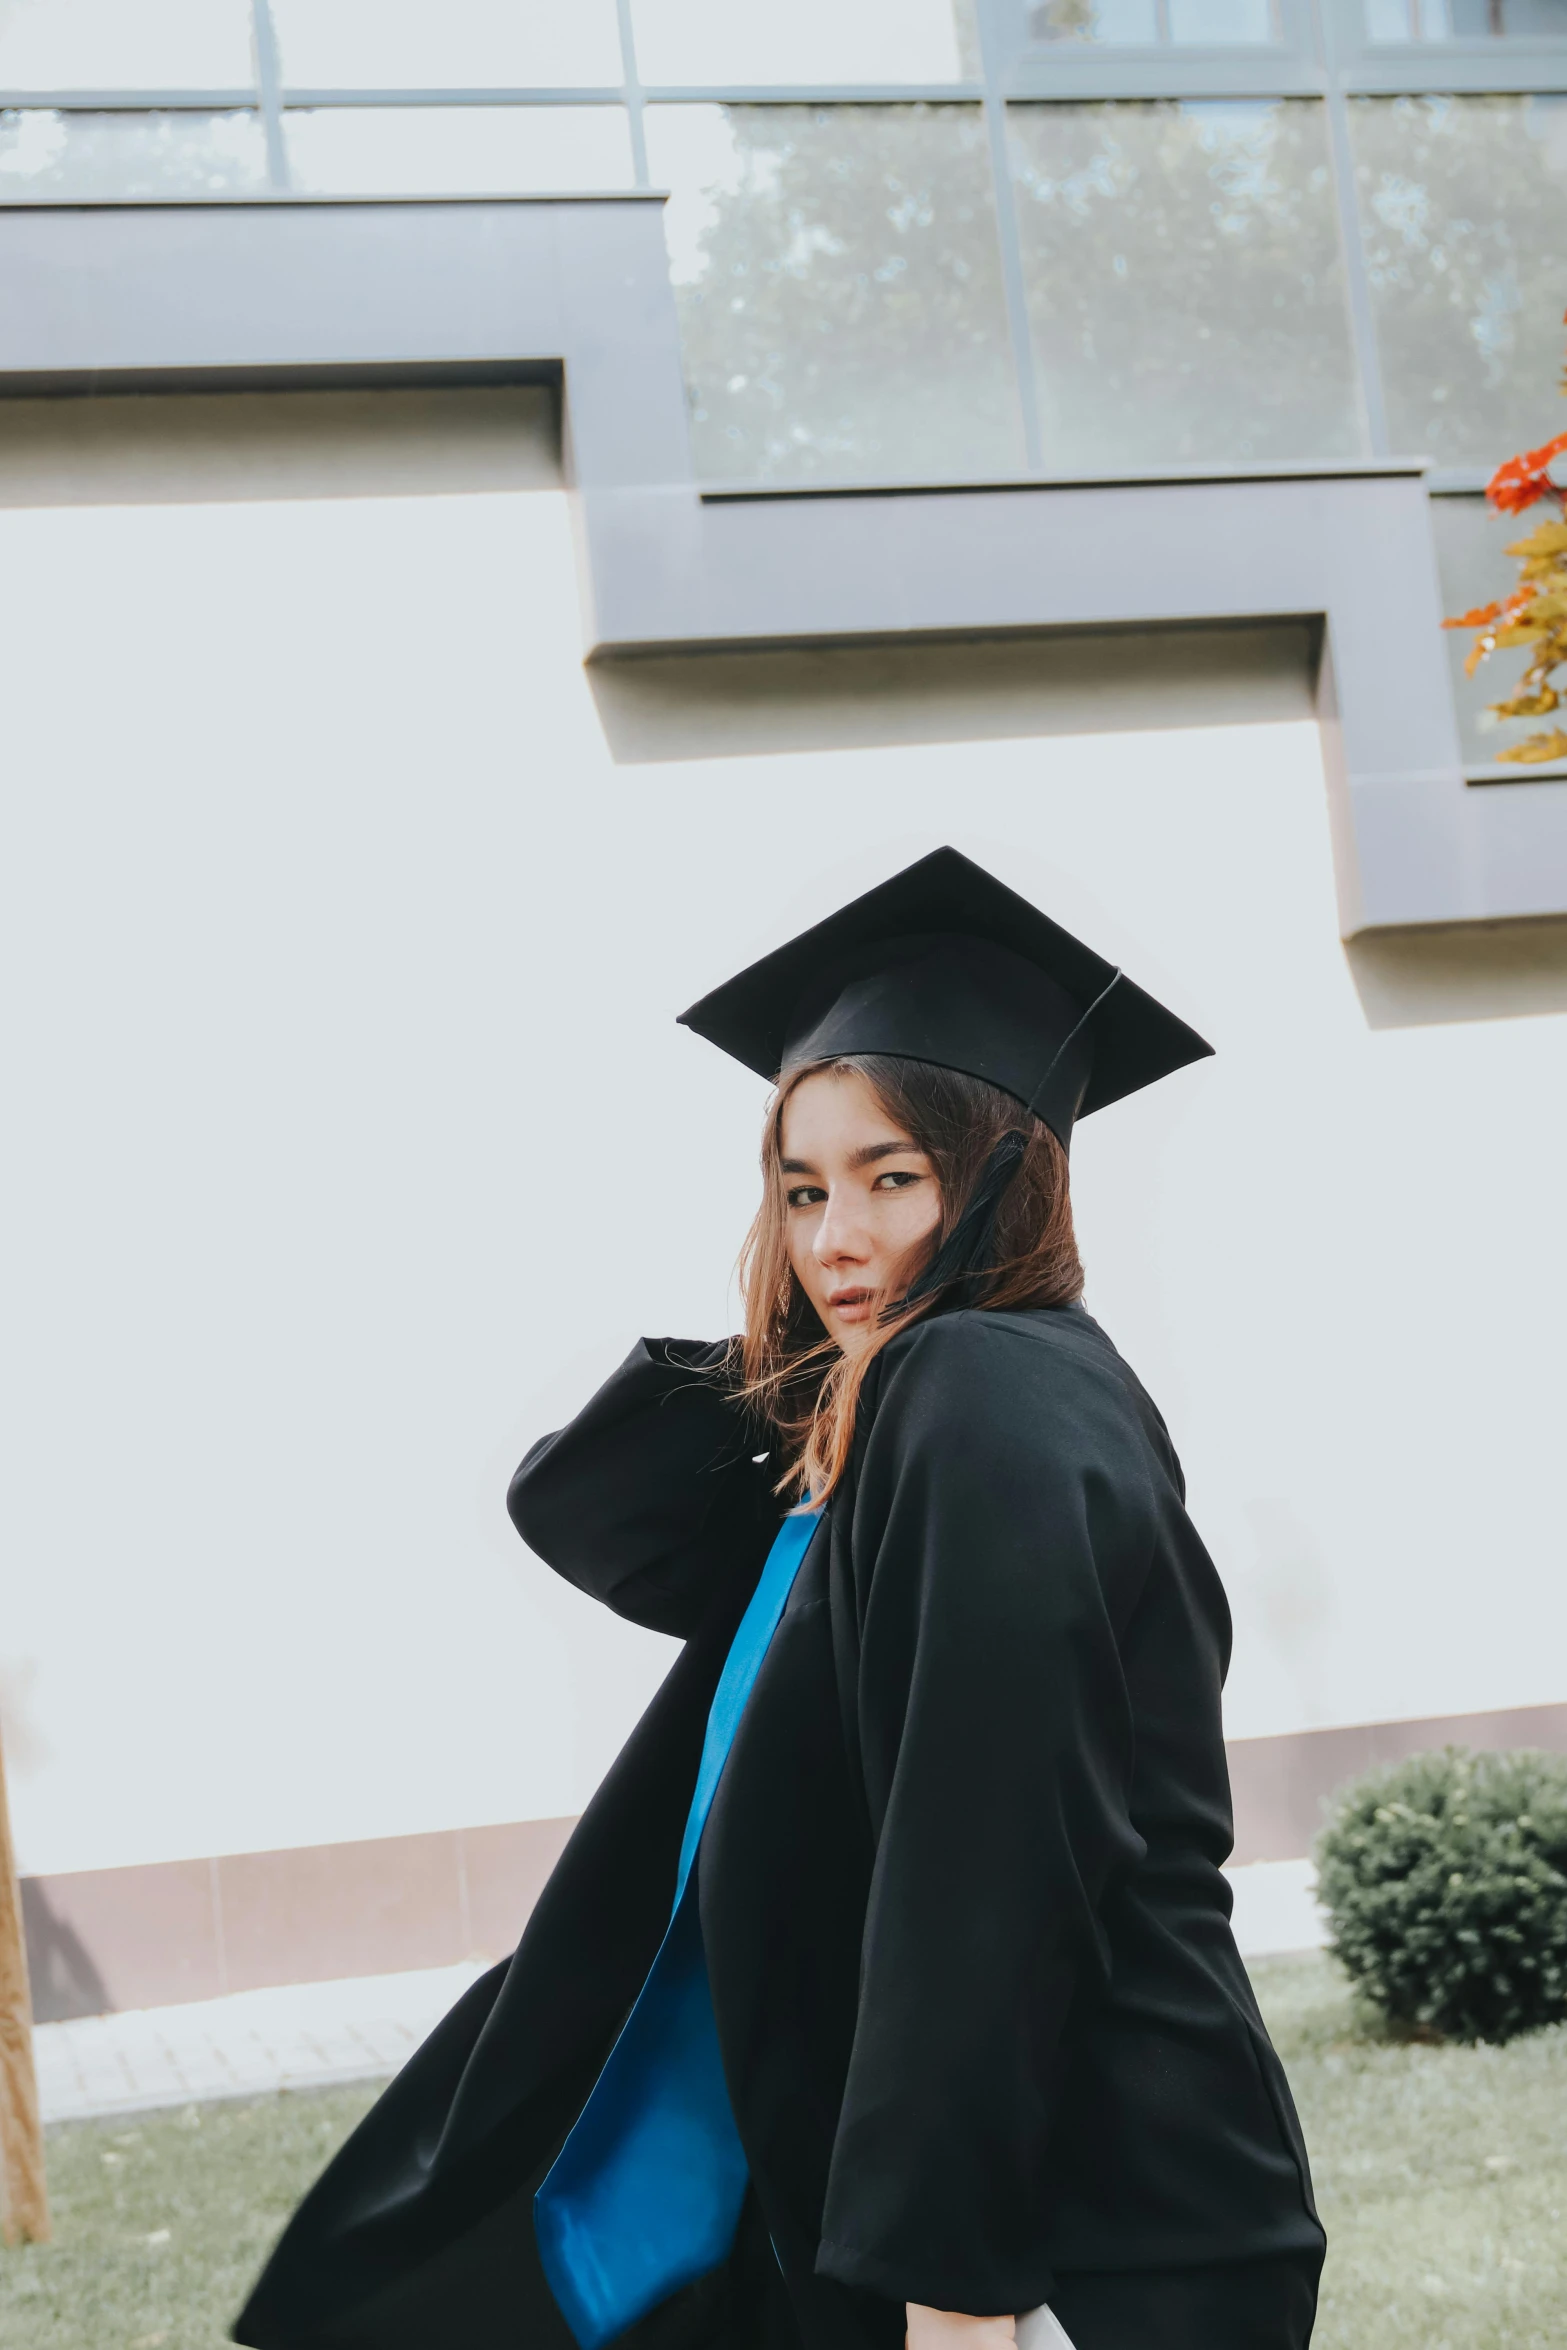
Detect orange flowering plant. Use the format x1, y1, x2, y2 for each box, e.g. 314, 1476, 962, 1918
1456, 312, 1567, 766
1444, 315, 1567, 767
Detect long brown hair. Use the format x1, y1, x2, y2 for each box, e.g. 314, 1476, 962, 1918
735, 1054, 1084, 1506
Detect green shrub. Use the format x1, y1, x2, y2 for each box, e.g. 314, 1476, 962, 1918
1315, 1746, 1567, 2043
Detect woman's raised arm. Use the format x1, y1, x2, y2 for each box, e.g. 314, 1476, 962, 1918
508, 1337, 784, 1639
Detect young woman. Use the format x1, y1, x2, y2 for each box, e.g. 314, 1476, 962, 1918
236, 848, 1324, 2350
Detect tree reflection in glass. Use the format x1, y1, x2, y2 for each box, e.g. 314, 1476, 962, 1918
0, 109, 267, 198
1011, 100, 1362, 472
645, 104, 1026, 486
1349, 95, 1567, 469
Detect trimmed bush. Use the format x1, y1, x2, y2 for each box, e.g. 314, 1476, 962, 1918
1315, 1746, 1567, 2043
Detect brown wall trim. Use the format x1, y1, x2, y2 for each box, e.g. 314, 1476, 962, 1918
21, 1700, 1567, 2021
22, 1818, 575, 2024
1227, 1699, 1567, 1867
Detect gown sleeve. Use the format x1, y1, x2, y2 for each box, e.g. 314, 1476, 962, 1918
815, 1313, 1155, 2318
508, 1337, 784, 1640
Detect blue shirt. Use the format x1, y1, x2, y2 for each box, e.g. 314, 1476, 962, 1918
534, 1506, 824, 2350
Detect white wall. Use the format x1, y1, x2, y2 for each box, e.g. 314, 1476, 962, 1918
2, 389, 1564, 1878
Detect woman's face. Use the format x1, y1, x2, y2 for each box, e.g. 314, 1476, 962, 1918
778, 1067, 943, 1347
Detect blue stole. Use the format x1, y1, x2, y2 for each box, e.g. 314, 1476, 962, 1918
534, 1506, 824, 2350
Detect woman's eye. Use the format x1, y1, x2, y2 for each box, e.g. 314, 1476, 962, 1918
786, 1185, 827, 1209
873, 1170, 921, 1191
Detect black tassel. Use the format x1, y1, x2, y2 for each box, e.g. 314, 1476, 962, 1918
885, 1127, 1029, 1319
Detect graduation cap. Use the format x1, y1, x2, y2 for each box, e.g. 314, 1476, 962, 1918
677, 845, 1212, 1153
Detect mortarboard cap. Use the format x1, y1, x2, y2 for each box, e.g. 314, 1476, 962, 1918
677, 846, 1212, 1150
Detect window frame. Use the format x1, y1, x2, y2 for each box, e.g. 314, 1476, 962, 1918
1, 0, 1561, 484
1325, 0, 1567, 91
2, 0, 1567, 743
988, 0, 1325, 100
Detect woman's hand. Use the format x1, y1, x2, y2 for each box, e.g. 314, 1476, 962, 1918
906, 2306, 1016, 2350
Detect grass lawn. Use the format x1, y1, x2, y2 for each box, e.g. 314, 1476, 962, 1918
1252, 1954, 1567, 2350
1, 1953, 1563, 2348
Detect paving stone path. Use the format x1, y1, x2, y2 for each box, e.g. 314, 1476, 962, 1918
36, 1863, 1322, 2124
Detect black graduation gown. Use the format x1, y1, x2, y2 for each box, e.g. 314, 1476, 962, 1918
234, 1304, 1323, 2350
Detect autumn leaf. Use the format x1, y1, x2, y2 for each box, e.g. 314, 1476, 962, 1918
1505, 521, 1567, 560
1495, 729, 1567, 764
1445, 586, 1537, 642
1488, 686, 1560, 719
1487, 431, 1567, 515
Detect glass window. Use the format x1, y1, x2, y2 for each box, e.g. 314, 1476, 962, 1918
644, 104, 1025, 484
1364, 0, 1450, 34
1009, 100, 1362, 472
1349, 96, 1567, 470
1031, 0, 1278, 42
0, 107, 267, 195
0, 0, 254, 90
1366, 0, 1567, 33
1167, 0, 1276, 35
1432, 493, 1567, 775
269, 0, 623, 92
1033, 0, 1161, 38
630, 0, 975, 88
283, 105, 635, 193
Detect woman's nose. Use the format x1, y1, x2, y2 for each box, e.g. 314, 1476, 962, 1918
813, 1187, 869, 1264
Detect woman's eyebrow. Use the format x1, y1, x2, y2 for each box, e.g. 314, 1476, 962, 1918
848, 1139, 920, 1169
780, 1140, 920, 1176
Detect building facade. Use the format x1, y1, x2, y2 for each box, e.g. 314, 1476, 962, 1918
3, 0, 1567, 2014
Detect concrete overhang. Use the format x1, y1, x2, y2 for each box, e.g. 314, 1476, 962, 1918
1, 192, 1563, 937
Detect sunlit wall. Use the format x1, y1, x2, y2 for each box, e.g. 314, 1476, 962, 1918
1, 385, 1564, 1878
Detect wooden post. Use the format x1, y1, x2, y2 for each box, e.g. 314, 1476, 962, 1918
0, 1714, 49, 2244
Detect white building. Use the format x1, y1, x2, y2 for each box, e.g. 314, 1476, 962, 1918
2, 0, 1565, 2015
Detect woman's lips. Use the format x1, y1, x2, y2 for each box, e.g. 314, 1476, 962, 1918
828, 1287, 874, 1322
